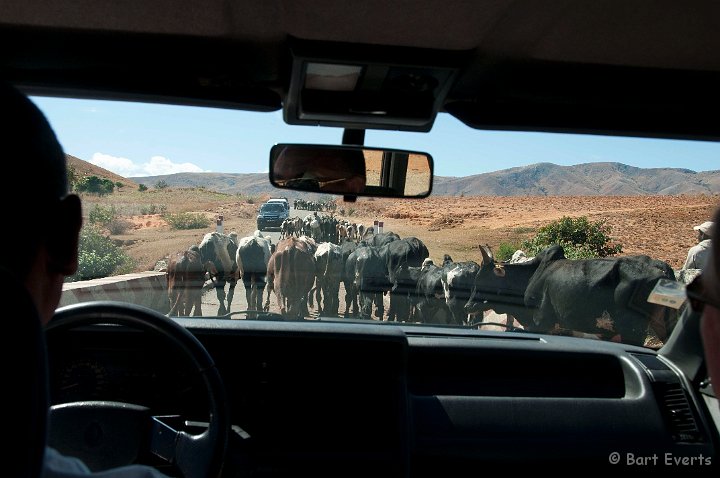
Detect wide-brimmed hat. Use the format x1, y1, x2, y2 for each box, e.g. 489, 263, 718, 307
693, 221, 714, 237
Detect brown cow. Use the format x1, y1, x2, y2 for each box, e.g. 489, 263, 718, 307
166, 246, 206, 316
265, 236, 316, 318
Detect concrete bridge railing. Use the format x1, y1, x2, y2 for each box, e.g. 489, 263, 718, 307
60, 271, 169, 314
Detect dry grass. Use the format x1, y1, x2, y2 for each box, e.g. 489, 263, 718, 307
81, 188, 720, 272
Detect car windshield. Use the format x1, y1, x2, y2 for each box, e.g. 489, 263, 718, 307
36, 96, 719, 350
261, 203, 285, 213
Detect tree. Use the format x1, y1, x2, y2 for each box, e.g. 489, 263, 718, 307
75, 175, 115, 196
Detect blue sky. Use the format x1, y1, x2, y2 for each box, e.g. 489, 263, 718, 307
32, 96, 720, 178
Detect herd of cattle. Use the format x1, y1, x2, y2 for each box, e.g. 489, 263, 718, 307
279, 212, 370, 244
166, 227, 681, 346
293, 198, 337, 211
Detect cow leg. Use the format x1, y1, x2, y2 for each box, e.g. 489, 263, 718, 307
415, 300, 427, 323
264, 280, 274, 312
324, 280, 335, 315
243, 277, 253, 308
322, 285, 331, 316
277, 288, 285, 315
610, 309, 648, 346
351, 286, 360, 317
243, 277, 254, 317
334, 288, 340, 316
226, 279, 236, 313
301, 294, 310, 317
181, 292, 191, 316
374, 292, 385, 320
264, 286, 272, 311
192, 292, 202, 317
256, 283, 266, 313
315, 282, 323, 314
245, 285, 254, 311
446, 299, 467, 326
417, 300, 440, 324
359, 292, 373, 320
215, 282, 227, 316
250, 284, 259, 318
343, 286, 351, 316
344, 284, 357, 317
168, 291, 181, 316
386, 294, 396, 321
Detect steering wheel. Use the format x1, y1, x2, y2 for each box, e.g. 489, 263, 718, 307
45, 301, 230, 478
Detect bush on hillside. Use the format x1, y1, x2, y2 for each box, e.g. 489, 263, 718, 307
521, 215, 622, 259
75, 175, 115, 196
67, 225, 134, 281
88, 204, 118, 227
164, 212, 211, 230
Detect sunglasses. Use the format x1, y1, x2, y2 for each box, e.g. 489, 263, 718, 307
686, 273, 720, 313
284, 177, 349, 189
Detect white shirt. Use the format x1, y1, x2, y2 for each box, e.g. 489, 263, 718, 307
683, 239, 712, 270
43, 447, 170, 478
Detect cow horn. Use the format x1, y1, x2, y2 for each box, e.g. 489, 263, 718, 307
479, 244, 493, 265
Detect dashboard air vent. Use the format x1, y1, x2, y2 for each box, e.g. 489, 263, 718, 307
655, 382, 702, 443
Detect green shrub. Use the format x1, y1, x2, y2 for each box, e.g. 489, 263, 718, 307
140, 204, 166, 215
494, 242, 522, 262
88, 204, 118, 226
164, 212, 211, 230
155, 180, 169, 189
521, 215, 622, 259
67, 225, 134, 281
75, 175, 115, 195
138, 183, 148, 192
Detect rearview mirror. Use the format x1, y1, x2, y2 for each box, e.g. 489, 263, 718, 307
269, 144, 433, 198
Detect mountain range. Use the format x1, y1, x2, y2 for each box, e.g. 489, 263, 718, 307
66, 155, 720, 196
432, 162, 720, 196
126, 162, 720, 196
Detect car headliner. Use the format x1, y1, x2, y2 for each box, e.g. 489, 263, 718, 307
1, 0, 720, 139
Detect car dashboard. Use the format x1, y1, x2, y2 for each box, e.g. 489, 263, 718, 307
46, 319, 719, 477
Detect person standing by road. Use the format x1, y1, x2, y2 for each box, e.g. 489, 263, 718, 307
684, 220, 714, 270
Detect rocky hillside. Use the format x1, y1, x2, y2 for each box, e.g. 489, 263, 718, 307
66, 154, 139, 189
434, 162, 720, 196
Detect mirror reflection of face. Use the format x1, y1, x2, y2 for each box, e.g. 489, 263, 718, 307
273, 147, 366, 194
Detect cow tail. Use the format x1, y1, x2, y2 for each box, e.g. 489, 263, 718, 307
324, 252, 333, 279
309, 285, 316, 308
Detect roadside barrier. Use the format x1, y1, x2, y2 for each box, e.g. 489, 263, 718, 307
60, 271, 169, 314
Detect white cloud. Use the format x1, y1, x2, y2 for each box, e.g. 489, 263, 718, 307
90, 153, 205, 177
